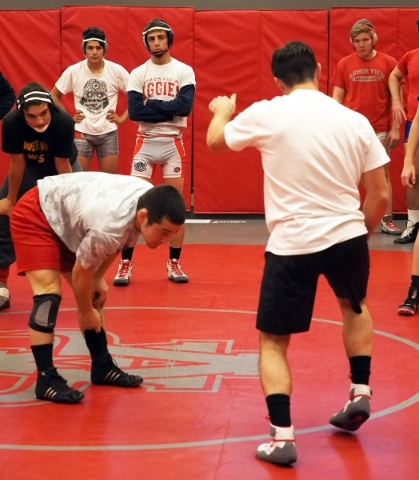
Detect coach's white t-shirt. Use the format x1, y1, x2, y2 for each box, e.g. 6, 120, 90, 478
224, 89, 389, 255
55, 59, 129, 135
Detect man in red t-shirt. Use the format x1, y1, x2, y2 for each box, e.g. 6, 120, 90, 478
331, 19, 401, 235
389, 22, 419, 244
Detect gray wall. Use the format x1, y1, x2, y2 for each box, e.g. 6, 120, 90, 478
1, 0, 419, 9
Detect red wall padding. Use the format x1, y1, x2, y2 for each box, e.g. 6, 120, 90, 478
329, 7, 419, 214
1, 7, 419, 213
0, 9, 62, 182
193, 10, 329, 213
59, 5, 194, 209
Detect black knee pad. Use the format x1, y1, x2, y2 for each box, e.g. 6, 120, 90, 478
29, 294, 61, 333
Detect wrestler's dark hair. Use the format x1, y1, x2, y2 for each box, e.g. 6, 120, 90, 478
137, 184, 185, 226
271, 41, 317, 88
16, 82, 54, 114
82, 26, 107, 53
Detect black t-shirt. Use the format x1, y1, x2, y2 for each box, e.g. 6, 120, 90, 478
2, 106, 78, 180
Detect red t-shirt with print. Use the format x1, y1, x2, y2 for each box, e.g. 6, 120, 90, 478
331, 51, 397, 131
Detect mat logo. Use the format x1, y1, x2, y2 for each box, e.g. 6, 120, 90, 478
0, 329, 258, 405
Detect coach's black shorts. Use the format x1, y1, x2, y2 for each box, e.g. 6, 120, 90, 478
256, 235, 369, 335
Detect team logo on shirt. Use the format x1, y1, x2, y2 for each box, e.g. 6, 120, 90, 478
80, 78, 109, 113
133, 161, 147, 173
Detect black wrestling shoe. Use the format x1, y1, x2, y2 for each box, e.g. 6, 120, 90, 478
397, 287, 419, 316
394, 221, 419, 244
91, 353, 143, 387
35, 367, 85, 404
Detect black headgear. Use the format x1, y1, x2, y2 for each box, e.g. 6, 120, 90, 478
142, 19, 173, 52
16, 90, 53, 112
82, 26, 108, 54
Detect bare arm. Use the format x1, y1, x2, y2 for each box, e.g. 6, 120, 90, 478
0, 153, 26, 216
106, 108, 128, 125
360, 166, 389, 238
332, 85, 345, 104
51, 86, 66, 110
401, 105, 419, 188
389, 67, 406, 122
71, 260, 111, 332
51, 85, 85, 123
207, 94, 236, 152
54, 157, 72, 175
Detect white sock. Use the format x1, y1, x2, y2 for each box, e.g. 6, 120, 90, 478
270, 424, 294, 441
408, 210, 419, 224
350, 383, 371, 399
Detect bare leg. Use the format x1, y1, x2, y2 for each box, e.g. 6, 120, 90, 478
337, 298, 373, 358
258, 332, 291, 396
77, 155, 91, 172
98, 155, 118, 174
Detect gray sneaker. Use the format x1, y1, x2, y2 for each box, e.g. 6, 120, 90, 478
256, 425, 297, 466
329, 384, 371, 431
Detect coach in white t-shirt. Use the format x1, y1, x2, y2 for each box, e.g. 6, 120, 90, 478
52, 26, 129, 174
207, 41, 389, 467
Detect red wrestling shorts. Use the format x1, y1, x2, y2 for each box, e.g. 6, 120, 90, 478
10, 186, 76, 275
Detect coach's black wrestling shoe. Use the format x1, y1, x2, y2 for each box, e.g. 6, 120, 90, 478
91, 353, 143, 387
36, 367, 85, 404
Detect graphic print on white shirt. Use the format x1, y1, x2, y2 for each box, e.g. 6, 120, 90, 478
80, 78, 109, 114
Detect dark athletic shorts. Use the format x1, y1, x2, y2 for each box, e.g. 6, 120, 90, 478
256, 235, 369, 335
10, 186, 76, 275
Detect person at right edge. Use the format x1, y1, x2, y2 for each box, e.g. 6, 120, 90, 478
396, 99, 419, 315
207, 41, 388, 466
389, 18, 419, 244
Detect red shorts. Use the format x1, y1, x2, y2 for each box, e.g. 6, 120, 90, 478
10, 186, 76, 275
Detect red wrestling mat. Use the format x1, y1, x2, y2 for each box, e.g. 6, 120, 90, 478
0, 245, 418, 479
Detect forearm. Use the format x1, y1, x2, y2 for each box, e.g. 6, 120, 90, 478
207, 114, 231, 152
332, 86, 345, 104
7, 155, 25, 204
54, 157, 72, 174
388, 75, 402, 104
119, 109, 129, 123
93, 253, 118, 280
363, 194, 388, 238
51, 87, 66, 112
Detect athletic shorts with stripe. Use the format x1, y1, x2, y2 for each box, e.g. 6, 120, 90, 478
256, 235, 369, 335
130, 136, 186, 179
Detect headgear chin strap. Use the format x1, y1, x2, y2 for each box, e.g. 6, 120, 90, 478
16, 91, 53, 111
